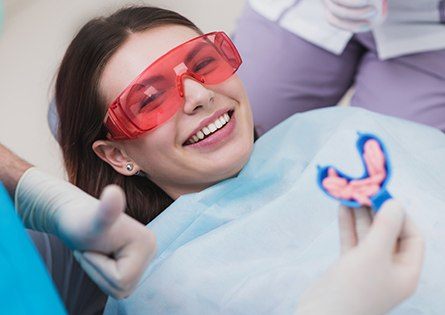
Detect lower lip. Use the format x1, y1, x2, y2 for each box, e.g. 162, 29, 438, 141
185, 114, 236, 150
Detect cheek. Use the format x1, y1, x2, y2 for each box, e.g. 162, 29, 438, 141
214, 76, 254, 126
125, 123, 178, 167
213, 75, 248, 102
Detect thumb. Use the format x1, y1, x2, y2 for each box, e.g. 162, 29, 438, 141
394, 216, 424, 268
365, 199, 405, 253
94, 185, 126, 232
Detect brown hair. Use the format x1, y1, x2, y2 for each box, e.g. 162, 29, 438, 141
55, 6, 202, 224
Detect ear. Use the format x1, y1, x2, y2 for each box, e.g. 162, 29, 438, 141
92, 140, 141, 176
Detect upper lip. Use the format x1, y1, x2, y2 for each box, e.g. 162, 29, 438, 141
184, 108, 232, 144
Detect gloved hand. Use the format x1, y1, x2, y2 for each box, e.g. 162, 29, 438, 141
296, 200, 424, 315
15, 167, 156, 299
323, 0, 387, 33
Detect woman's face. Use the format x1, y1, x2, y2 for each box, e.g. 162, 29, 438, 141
98, 25, 254, 198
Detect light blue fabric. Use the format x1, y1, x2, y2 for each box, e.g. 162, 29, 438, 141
0, 183, 66, 315
105, 107, 445, 315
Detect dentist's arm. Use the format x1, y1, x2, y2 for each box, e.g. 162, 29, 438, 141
0, 143, 156, 299
296, 200, 424, 315
0, 144, 32, 196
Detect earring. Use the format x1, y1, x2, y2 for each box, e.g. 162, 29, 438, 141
126, 163, 134, 172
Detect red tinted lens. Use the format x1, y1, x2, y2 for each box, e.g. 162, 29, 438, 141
106, 32, 241, 139
200, 32, 242, 84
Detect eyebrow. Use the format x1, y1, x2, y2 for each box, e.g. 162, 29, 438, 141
137, 41, 210, 85
184, 42, 209, 64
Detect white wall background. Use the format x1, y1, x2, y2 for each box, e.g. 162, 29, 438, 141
0, 0, 246, 178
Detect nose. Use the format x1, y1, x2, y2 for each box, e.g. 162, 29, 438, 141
181, 76, 215, 115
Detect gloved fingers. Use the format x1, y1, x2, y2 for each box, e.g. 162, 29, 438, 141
393, 216, 424, 297
325, 0, 376, 21
394, 216, 424, 271
325, 9, 372, 32
366, 199, 405, 254
74, 226, 156, 299
338, 205, 357, 254
73, 250, 128, 299
113, 228, 156, 288
354, 206, 373, 242
330, 0, 370, 8
94, 185, 126, 233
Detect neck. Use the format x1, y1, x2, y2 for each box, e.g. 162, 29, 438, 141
159, 171, 242, 201
161, 181, 215, 200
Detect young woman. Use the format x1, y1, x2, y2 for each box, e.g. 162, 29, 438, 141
17, 5, 433, 314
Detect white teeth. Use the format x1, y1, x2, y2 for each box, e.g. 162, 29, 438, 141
187, 111, 232, 145
208, 123, 217, 132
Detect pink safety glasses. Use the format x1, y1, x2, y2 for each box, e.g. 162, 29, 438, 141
104, 31, 242, 140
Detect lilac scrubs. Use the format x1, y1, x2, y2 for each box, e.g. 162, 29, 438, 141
233, 4, 445, 135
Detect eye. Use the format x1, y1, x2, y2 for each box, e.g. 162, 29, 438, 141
193, 57, 216, 73
139, 90, 166, 111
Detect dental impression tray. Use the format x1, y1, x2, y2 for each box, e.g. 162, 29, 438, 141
317, 132, 392, 211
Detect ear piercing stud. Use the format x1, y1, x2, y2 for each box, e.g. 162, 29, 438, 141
126, 163, 134, 172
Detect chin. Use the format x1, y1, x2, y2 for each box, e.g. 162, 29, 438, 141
217, 144, 253, 179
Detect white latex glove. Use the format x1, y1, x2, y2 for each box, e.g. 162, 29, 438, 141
15, 168, 156, 299
324, 0, 387, 33
296, 200, 424, 315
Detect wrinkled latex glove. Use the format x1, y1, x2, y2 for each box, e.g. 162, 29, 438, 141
15, 168, 156, 299
324, 0, 386, 33
296, 200, 424, 315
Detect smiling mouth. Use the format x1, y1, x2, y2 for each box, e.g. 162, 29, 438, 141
184, 110, 234, 146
